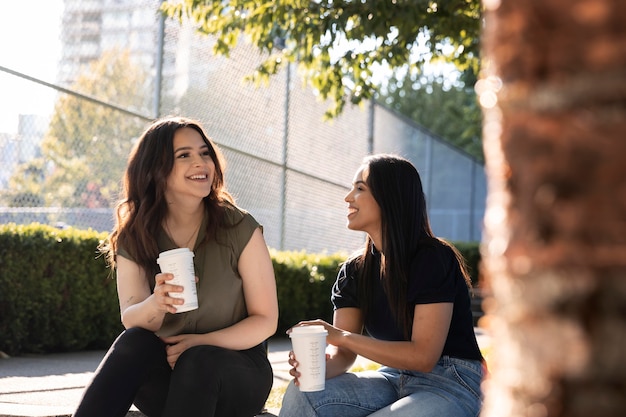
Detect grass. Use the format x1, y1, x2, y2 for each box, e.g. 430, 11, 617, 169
265, 382, 289, 410
263, 361, 381, 410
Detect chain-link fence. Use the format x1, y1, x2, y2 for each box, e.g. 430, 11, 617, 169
0, 0, 485, 254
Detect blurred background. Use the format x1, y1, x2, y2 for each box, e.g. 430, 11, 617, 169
0, 0, 485, 253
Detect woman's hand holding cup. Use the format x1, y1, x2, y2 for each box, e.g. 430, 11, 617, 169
288, 350, 301, 385
154, 272, 184, 314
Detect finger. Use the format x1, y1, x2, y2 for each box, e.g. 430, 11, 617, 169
162, 335, 181, 344
162, 283, 184, 294
166, 294, 184, 306
155, 273, 173, 286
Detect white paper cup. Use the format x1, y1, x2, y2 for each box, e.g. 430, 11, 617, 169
290, 325, 328, 392
156, 248, 198, 313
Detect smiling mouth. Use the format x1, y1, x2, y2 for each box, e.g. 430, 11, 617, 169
189, 174, 208, 180
347, 207, 357, 216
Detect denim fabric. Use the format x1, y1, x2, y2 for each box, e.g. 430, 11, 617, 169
279, 356, 483, 417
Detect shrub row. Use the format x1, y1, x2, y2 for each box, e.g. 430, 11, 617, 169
0, 223, 119, 356
0, 223, 480, 356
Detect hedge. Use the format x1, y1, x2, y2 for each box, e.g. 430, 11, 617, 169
0, 223, 120, 356
0, 223, 481, 356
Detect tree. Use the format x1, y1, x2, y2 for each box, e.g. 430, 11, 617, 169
10, 49, 150, 207
3, 159, 47, 207
381, 68, 483, 161
162, 0, 482, 118
479, 0, 626, 416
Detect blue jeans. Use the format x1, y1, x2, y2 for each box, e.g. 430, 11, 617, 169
279, 356, 483, 417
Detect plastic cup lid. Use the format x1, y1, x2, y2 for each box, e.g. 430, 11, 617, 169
290, 325, 328, 336
158, 248, 193, 258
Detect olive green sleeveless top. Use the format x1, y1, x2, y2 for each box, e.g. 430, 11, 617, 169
118, 205, 260, 337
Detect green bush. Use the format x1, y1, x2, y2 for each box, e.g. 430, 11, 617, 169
0, 223, 481, 356
0, 223, 122, 356
452, 241, 482, 286
272, 250, 347, 335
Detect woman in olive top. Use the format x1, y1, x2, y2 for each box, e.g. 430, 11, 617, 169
73, 116, 278, 417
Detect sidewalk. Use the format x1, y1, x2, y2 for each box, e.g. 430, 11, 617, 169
0, 338, 295, 417
1, 330, 491, 417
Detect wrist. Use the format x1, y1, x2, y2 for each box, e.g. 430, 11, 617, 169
337, 330, 351, 348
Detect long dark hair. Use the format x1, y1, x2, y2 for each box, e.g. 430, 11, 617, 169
355, 154, 471, 339
100, 116, 234, 283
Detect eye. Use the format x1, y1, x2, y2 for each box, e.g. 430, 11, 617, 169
176, 152, 190, 159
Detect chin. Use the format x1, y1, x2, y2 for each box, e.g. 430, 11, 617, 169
346, 222, 360, 232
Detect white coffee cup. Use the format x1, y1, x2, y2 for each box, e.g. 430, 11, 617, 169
156, 248, 198, 313
290, 325, 328, 392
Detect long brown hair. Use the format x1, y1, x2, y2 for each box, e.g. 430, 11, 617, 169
354, 154, 471, 339
100, 116, 234, 283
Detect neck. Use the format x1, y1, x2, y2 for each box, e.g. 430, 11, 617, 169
163, 204, 204, 249
368, 233, 383, 254
165, 201, 204, 227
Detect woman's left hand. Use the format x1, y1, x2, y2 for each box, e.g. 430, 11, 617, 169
160, 333, 202, 369
288, 319, 347, 347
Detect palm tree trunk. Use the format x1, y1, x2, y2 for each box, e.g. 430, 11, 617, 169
479, 1, 626, 416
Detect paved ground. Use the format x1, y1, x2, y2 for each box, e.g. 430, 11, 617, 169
0, 338, 295, 417
0, 330, 491, 417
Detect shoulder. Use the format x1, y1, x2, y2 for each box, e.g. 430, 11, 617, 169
408, 238, 461, 302
221, 202, 259, 229
216, 202, 261, 253
332, 254, 362, 307
339, 251, 363, 278
415, 237, 456, 262
410, 238, 460, 281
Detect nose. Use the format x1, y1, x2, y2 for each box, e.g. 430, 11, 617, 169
344, 189, 353, 202
191, 153, 206, 166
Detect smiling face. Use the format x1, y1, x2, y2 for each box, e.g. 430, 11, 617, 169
165, 127, 215, 203
344, 165, 382, 247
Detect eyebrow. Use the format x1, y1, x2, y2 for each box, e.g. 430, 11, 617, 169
173, 144, 209, 153
353, 180, 367, 186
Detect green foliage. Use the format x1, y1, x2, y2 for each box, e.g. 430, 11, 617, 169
2, 49, 150, 208
0, 224, 121, 356
272, 250, 347, 335
161, 0, 482, 119
381, 69, 483, 161
0, 225, 481, 356
452, 240, 482, 286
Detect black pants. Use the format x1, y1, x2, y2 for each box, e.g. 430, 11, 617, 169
73, 327, 273, 417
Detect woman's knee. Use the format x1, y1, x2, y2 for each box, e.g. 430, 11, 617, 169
279, 381, 314, 417
172, 346, 232, 381
116, 327, 158, 345
111, 327, 164, 360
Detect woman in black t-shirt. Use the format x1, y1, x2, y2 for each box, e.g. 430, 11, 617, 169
279, 154, 484, 417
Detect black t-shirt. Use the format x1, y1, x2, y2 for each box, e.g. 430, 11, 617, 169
331, 242, 483, 361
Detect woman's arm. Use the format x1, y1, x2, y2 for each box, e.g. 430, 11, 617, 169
325, 307, 364, 378
333, 302, 453, 372
295, 302, 452, 375
116, 255, 183, 332
183, 227, 279, 350
288, 307, 363, 381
